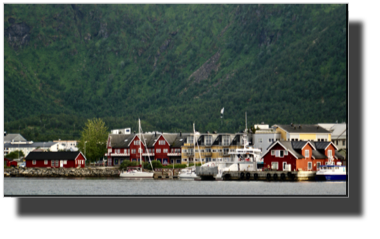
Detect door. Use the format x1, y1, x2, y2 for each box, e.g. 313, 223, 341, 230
60, 160, 63, 168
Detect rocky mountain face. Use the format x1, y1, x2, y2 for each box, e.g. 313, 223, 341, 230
4, 4, 347, 141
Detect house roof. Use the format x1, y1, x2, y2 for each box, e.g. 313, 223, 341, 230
275, 124, 330, 133
291, 141, 316, 150
318, 123, 346, 139
262, 140, 303, 159
4, 133, 27, 143
3, 142, 58, 148
312, 149, 327, 159
25, 152, 83, 160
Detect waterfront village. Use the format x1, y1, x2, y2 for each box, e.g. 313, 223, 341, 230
4, 122, 346, 174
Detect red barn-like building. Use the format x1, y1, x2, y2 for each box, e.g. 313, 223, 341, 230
25, 152, 86, 168
262, 141, 343, 171
106, 133, 186, 166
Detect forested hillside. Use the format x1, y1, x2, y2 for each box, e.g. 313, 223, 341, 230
4, 4, 347, 141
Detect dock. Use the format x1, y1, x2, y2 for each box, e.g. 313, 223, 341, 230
222, 170, 316, 181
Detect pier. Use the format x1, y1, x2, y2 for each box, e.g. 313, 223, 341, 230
221, 170, 316, 181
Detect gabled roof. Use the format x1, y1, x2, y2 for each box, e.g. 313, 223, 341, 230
314, 141, 338, 150
171, 134, 188, 147
152, 134, 172, 146
262, 140, 303, 159
311, 150, 327, 159
291, 141, 316, 150
274, 124, 330, 133
4, 133, 27, 143
25, 151, 84, 160
318, 123, 346, 138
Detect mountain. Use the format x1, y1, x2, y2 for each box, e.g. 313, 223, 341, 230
4, 4, 347, 141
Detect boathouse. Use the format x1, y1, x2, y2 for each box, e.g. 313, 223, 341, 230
25, 151, 86, 168
261, 141, 343, 171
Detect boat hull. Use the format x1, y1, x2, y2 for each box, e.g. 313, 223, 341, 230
315, 174, 346, 181
120, 172, 154, 178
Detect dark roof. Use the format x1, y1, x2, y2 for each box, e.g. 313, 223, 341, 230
171, 134, 188, 147
25, 152, 82, 160
335, 151, 345, 160
3, 142, 58, 148
276, 124, 330, 133
278, 141, 304, 159
291, 141, 309, 150
314, 142, 333, 150
312, 150, 326, 159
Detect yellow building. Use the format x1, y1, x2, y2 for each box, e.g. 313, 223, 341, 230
273, 124, 331, 142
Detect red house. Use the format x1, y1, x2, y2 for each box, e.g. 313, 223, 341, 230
25, 152, 86, 168
106, 133, 185, 166
262, 141, 343, 171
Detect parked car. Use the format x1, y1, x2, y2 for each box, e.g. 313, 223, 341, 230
19, 162, 26, 168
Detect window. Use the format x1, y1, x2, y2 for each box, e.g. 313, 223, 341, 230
117, 149, 120, 154
156, 149, 161, 153
284, 150, 288, 156
44, 160, 48, 165
134, 140, 140, 145
223, 137, 230, 146
212, 158, 216, 161
138, 148, 142, 153
115, 159, 118, 165
124, 149, 127, 153
305, 150, 309, 158
271, 162, 278, 170
32, 160, 36, 165
271, 150, 275, 156
183, 159, 187, 162
343, 140, 345, 146
205, 135, 212, 145
308, 162, 312, 170
328, 150, 332, 157
317, 162, 321, 168
131, 149, 136, 154
258, 138, 263, 143
280, 150, 284, 157
163, 149, 168, 153
159, 140, 165, 145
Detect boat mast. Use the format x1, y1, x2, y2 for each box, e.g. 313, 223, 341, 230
194, 123, 202, 166
139, 119, 142, 169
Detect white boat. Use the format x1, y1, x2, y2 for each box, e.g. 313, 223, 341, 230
316, 160, 346, 181
178, 166, 197, 179
120, 119, 154, 178
197, 112, 262, 180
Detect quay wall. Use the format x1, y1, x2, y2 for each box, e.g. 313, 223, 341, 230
222, 171, 316, 181
4, 167, 120, 177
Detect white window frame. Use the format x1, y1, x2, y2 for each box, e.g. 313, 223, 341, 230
32, 160, 36, 165
134, 140, 140, 145
124, 149, 127, 153
284, 150, 288, 156
138, 148, 142, 153
156, 149, 161, 153
163, 149, 168, 153
132, 149, 136, 154
305, 150, 309, 158
271, 150, 275, 156
44, 160, 48, 165
271, 162, 279, 170
258, 138, 263, 143
308, 162, 312, 170
328, 150, 332, 157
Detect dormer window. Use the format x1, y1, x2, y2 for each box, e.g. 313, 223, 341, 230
305, 150, 309, 158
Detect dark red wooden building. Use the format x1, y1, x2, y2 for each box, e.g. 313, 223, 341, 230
25, 151, 86, 168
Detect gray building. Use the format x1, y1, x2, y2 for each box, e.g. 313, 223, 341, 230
253, 128, 281, 157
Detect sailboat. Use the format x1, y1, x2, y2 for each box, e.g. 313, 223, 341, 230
120, 119, 154, 178
178, 123, 199, 179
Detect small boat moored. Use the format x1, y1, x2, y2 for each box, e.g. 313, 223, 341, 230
316, 163, 346, 181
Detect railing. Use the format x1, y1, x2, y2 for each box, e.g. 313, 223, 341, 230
184, 152, 194, 156
142, 153, 155, 156
109, 153, 130, 156
201, 152, 212, 157
167, 152, 181, 156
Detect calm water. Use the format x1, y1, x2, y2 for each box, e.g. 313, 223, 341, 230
4, 178, 346, 196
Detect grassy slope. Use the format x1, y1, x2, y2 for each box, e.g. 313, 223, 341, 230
4, 4, 347, 141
